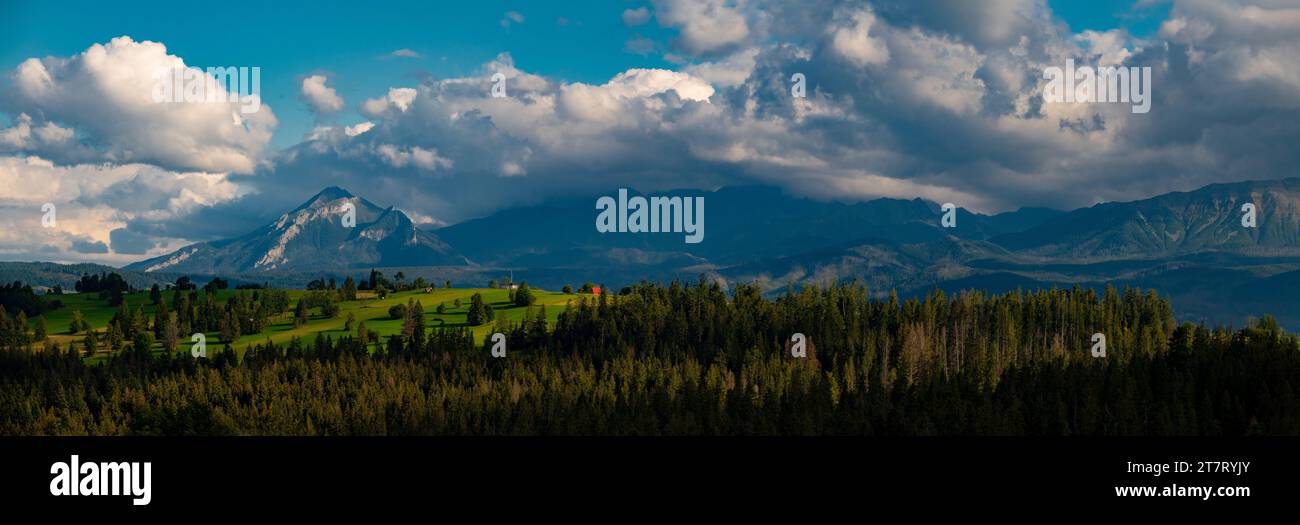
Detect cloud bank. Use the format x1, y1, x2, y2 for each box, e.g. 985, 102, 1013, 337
2, 1, 1297, 266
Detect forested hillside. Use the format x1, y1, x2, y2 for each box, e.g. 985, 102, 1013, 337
2, 281, 1297, 435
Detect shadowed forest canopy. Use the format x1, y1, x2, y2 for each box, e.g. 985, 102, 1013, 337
1, 281, 1298, 436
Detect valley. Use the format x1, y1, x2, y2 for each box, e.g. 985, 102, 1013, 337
38, 285, 584, 363
5, 177, 1300, 330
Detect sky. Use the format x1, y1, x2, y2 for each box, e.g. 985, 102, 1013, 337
0, 0, 1298, 265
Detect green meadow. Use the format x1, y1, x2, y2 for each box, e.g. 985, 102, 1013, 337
40, 287, 585, 363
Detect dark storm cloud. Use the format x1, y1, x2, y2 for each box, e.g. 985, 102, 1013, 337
70, 237, 109, 254
145, 0, 1300, 228
108, 227, 156, 255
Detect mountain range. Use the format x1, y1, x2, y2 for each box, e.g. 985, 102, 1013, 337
47, 177, 1300, 328
127, 187, 467, 274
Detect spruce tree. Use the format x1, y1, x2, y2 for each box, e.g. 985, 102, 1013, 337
32, 315, 46, 342
467, 293, 490, 326
69, 310, 84, 334
82, 331, 98, 358
514, 282, 536, 307
294, 299, 309, 328
163, 315, 178, 352
341, 276, 358, 301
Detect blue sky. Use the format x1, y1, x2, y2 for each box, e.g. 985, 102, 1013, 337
1, 0, 684, 147
3, 0, 1168, 148
2, 0, 1297, 264
1049, 0, 1171, 36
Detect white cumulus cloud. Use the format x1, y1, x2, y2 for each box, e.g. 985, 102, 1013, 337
361, 87, 419, 116
653, 0, 751, 55
829, 7, 890, 67
300, 74, 345, 115
2, 36, 276, 174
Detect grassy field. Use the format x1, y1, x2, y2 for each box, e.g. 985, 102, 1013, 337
36, 287, 588, 362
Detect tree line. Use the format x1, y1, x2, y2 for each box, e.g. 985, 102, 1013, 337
1, 280, 1297, 435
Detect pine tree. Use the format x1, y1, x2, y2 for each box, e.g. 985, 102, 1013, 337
82, 331, 98, 358
132, 331, 155, 354
514, 282, 536, 307
321, 296, 340, 318
32, 316, 46, 342
467, 293, 490, 326
105, 323, 123, 351
162, 314, 178, 352
294, 299, 309, 328
69, 310, 85, 334
341, 277, 358, 301
401, 299, 426, 348
15, 311, 29, 346
219, 312, 235, 344
153, 298, 170, 338
175, 294, 191, 335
